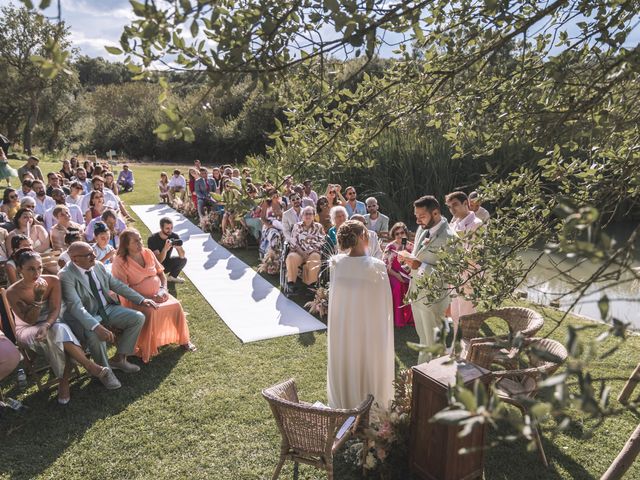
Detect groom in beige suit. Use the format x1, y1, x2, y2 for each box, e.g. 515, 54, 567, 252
400, 195, 456, 365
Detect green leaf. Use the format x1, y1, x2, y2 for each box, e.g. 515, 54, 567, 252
39, 0, 51, 9
105, 46, 124, 55
182, 126, 195, 143
22, 0, 34, 9
456, 388, 477, 412
430, 409, 472, 424
190, 20, 199, 38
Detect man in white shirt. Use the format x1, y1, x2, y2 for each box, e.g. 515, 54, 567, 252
168, 169, 187, 202
282, 192, 303, 242
31, 179, 55, 217
363, 196, 390, 238
350, 214, 383, 260
468, 191, 490, 223
16, 177, 36, 200
446, 191, 484, 348
44, 188, 84, 231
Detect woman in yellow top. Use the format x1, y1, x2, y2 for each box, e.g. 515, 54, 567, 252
0, 188, 20, 220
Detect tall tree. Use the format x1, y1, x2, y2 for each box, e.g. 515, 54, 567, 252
0, 4, 73, 153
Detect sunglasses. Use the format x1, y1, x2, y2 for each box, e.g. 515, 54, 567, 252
290, 196, 301, 201
347, 192, 356, 196
73, 252, 96, 259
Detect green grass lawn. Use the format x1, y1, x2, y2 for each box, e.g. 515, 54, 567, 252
1, 158, 639, 479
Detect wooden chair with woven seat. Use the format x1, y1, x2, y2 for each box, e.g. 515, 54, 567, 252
458, 307, 545, 364
0, 287, 81, 391
470, 337, 568, 467
262, 378, 374, 480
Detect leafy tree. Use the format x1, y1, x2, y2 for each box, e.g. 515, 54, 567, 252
74, 55, 132, 88
0, 3, 73, 153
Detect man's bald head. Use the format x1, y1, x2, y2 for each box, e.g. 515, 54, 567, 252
68, 242, 96, 269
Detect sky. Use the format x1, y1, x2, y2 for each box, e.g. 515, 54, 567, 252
0, 0, 135, 60
0, 0, 637, 63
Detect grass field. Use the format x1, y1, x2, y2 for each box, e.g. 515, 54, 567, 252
1, 158, 639, 479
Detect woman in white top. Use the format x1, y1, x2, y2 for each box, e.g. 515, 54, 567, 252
327, 220, 395, 410
6, 208, 49, 257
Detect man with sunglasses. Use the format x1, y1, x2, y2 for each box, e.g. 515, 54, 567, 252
60, 242, 158, 373
344, 186, 366, 218
282, 191, 303, 242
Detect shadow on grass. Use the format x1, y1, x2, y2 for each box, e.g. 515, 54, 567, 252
0, 347, 183, 480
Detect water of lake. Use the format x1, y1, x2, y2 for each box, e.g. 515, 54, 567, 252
520, 224, 640, 329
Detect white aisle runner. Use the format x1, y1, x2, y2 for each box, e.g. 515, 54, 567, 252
131, 204, 327, 343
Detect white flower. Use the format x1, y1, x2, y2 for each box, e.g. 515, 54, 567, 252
365, 452, 377, 470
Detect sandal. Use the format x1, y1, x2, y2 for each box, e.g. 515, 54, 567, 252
182, 342, 197, 352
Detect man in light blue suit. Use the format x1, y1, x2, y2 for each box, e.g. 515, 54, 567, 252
399, 195, 456, 365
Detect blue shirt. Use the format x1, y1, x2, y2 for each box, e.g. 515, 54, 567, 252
345, 200, 366, 217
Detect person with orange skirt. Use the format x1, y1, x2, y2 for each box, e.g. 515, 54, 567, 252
111, 229, 195, 363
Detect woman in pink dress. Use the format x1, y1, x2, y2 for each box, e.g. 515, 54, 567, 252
111, 229, 195, 363
382, 222, 414, 327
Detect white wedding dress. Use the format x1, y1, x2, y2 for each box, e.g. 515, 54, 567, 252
327, 254, 395, 409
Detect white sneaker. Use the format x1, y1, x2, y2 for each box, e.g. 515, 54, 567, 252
167, 275, 185, 283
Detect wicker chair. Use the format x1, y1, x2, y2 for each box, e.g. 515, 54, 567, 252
459, 307, 544, 363
471, 337, 568, 467
262, 378, 374, 480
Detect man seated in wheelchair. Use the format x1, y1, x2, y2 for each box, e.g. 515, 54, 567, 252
285, 206, 324, 293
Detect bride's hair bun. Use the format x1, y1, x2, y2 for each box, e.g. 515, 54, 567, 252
337, 220, 366, 250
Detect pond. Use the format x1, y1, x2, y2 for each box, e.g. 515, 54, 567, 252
520, 224, 640, 329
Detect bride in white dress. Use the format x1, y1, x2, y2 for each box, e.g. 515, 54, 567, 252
327, 220, 395, 409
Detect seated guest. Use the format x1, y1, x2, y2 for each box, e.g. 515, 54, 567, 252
0, 330, 20, 384
0, 188, 20, 220
243, 184, 262, 241
83, 160, 95, 178
0, 226, 8, 261
315, 196, 332, 233
195, 167, 217, 219
60, 242, 153, 372
103, 171, 119, 196
294, 184, 314, 208
350, 214, 383, 260
57, 228, 83, 268
72, 167, 92, 194
92, 222, 116, 267
32, 180, 55, 217
66, 181, 85, 206
8, 249, 120, 402
148, 217, 187, 283
79, 176, 120, 213
117, 164, 135, 192
383, 222, 414, 328
84, 191, 107, 224
85, 208, 124, 246
6, 235, 33, 284
17, 155, 43, 182
364, 196, 390, 237
282, 191, 303, 243
44, 188, 83, 231
168, 169, 186, 202
112, 229, 195, 362
158, 172, 170, 203
468, 191, 490, 223
325, 183, 345, 209
6, 208, 49, 257
344, 186, 366, 218
302, 179, 318, 205
69, 157, 79, 170
50, 205, 85, 251
59, 159, 74, 182
230, 168, 242, 187
285, 206, 324, 292
16, 177, 35, 200
326, 205, 348, 248
187, 168, 198, 206
45, 172, 70, 196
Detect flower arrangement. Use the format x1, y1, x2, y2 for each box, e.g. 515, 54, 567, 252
258, 249, 280, 275
343, 369, 413, 478
175, 197, 197, 219
304, 284, 329, 318
220, 227, 248, 249
199, 210, 220, 234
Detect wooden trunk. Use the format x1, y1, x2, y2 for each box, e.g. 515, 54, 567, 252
409, 356, 491, 480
